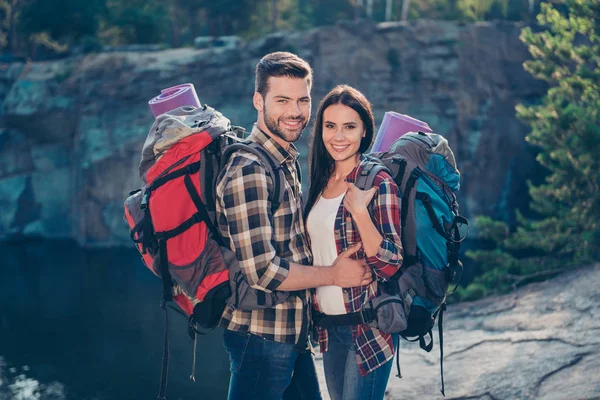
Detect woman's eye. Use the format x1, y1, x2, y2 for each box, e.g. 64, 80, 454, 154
325, 124, 334, 129
346, 125, 356, 130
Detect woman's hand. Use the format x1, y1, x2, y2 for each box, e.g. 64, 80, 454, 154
344, 182, 377, 217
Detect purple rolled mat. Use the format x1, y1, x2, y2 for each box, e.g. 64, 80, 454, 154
371, 112, 432, 153
148, 83, 201, 117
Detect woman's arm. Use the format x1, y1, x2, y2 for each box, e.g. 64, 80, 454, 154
348, 204, 383, 258
344, 176, 403, 280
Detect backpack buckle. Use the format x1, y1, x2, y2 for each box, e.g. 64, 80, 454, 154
445, 260, 463, 283
141, 191, 150, 210
360, 308, 376, 324
411, 168, 423, 178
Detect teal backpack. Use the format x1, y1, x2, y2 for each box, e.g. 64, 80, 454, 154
356, 131, 469, 396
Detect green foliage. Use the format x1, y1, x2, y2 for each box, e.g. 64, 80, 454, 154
457, 283, 487, 302
1, 0, 546, 59
104, 0, 170, 45
0, 0, 9, 49
465, 0, 600, 300
456, 0, 497, 21
20, 0, 107, 41
408, 0, 534, 21
195, 0, 259, 37
308, 0, 355, 27
408, 0, 462, 20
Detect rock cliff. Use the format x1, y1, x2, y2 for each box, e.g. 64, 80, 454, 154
0, 20, 547, 245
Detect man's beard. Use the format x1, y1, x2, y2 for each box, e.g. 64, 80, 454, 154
263, 106, 307, 143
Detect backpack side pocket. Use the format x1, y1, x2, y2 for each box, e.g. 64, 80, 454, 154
368, 293, 409, 334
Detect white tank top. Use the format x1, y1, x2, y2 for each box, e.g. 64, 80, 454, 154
307, 192, 347, 315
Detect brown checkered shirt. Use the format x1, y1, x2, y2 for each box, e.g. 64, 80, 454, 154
216, 125, 313, 344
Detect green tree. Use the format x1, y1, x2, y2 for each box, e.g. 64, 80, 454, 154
195, 0, 263, 37
405, 0, 538, 21
308, 0, 354, 26
19, 0, 107, 42
14, 0, 107, 56
456, 0, 498, 21
103, 0, 169, 45
465, 0, 600, 300
0, 0, 23, 54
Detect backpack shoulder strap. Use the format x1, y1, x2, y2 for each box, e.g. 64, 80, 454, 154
354, 155, 390, 190
222, 141, 286, 214
295, 158, 302, 185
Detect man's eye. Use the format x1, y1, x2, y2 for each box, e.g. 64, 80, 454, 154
278, 99, 287, 103
300, 99, 310, 103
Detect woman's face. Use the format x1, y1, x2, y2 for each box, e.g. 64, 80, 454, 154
322, 103, 365, 163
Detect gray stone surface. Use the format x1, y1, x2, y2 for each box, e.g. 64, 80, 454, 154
0, 20, 547, 245
314, 264, 600, 399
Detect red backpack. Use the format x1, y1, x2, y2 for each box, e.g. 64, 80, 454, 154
124, 105, 290, 325
123, 105, 287, 397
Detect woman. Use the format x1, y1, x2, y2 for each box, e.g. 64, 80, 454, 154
305, 85, 403, 400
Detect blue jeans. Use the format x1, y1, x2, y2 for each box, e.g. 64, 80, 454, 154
223, 328, 322, 400
322, 326, 395, 400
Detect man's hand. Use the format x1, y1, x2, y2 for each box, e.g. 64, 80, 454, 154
331, 243, 373, 288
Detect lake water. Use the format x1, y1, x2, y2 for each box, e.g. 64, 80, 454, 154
0, 239, 231, 400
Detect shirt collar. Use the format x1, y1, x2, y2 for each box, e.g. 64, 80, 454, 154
249, 124, 298, 165
344, 154, 369, 183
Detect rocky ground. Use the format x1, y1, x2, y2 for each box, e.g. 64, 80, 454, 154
314, 264, 600, 400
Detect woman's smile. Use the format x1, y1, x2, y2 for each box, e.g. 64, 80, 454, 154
330, 143, 351, 153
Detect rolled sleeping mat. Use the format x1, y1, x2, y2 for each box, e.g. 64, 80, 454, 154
371, 112, 432, 153
148, 83, 201, 117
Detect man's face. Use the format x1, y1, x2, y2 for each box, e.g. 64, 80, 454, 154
254, 76, 311, 143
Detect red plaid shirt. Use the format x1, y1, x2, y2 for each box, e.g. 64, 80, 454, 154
310, 155, 403, 376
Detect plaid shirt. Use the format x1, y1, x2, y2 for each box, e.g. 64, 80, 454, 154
310, 155, 403, 376
216, 125, 312, 345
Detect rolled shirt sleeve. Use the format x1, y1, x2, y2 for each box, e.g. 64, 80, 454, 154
218, 160, 289, 292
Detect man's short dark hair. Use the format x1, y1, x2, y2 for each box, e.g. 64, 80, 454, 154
255, 52, 313, 98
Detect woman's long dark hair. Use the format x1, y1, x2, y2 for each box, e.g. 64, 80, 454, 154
305, 85, 375, 217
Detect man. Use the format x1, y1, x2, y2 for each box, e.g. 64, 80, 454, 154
216, 52, 372, 400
